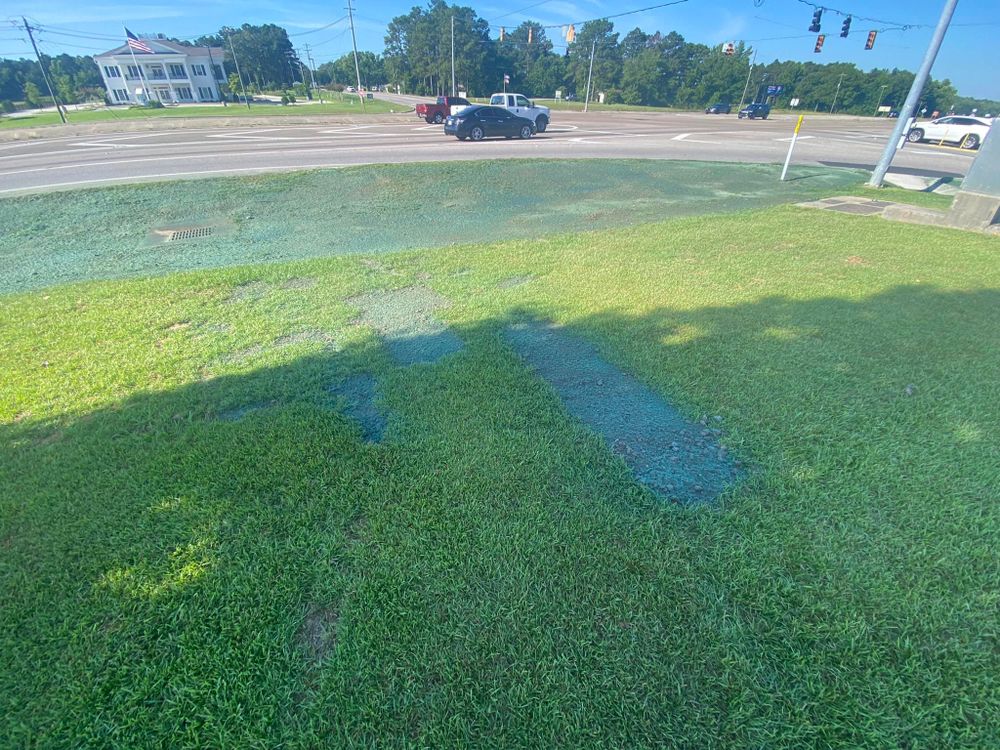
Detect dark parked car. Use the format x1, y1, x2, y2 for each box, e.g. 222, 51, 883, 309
443, 105, 536, 141
705, 102, 731, 114
738, 103, 771, 120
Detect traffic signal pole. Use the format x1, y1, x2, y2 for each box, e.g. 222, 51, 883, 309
583, 41, 596, 113
868, 0, 959, 188
737, 49, 756, 114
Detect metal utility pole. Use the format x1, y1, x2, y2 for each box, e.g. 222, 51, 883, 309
22, 17, 67, 124
869, 0, 959, 187
830, 73, 846, 113
451, 15, 456, 97
206, 45, 226, 105
227, 31, 252, 111
346, 0, 366, 112
874, 84, 888, 116
737, 49, 757, 113
583, 40, 596, 112
304, 44, 323, 103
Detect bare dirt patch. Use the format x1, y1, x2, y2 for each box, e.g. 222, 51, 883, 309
223, 280, 271, 304
347, 285, 463, 365
299, 607, 340, 664
280, 276, 318, 290
497, 275, 534, 289
216, 401, 276, 422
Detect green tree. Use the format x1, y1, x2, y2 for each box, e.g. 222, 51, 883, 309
23, 80, 41, 107
216, 24, 299, 89
566, 20, 621, 98
384, 1, 495, 96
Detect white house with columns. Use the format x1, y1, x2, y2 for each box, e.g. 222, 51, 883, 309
94, 37, 226, 104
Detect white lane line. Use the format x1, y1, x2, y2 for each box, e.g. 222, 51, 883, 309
70, 141, 143, 148
774, 135, 815, 142
0, 165, 357, 193
0, 141, 468, 179
670, 133, 720, 144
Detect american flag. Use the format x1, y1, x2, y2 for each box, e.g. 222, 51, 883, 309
125, 28, 154, 54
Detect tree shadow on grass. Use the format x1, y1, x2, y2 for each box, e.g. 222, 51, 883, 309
1, 283, 998, 747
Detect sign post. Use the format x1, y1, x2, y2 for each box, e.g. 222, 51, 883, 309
780, 115, 805, 181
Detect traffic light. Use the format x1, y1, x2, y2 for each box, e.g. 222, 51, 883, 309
809, 9, 823, 33
864, 30, 877, 50
814, 34, 825, 53
499, 27, 505, 42
527, 27, 533, 44
841, 16, 852, 38
566, 24, 575, 43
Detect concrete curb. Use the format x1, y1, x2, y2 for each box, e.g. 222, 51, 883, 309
0, 111, 419, 142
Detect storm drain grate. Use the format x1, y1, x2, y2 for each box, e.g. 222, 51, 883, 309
166, 226, 214, 242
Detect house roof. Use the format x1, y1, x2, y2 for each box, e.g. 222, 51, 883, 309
96, 39, 223, 58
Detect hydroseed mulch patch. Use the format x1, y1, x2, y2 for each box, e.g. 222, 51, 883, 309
2, 202, 999, 747
0, 159, 864, 294
505, 319, 743, 503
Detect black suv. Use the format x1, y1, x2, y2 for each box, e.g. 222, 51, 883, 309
738, 103, 771, 120
705, 102, 731, 114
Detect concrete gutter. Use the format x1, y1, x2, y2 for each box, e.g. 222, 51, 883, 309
0, 111, 418, 142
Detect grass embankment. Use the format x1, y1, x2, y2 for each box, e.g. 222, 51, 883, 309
0, 96, 398, 130
1, 179, 998, 746
0, 159, 864, 294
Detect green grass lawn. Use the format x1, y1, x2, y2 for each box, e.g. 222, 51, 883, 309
1, 174, 998, 746
0, 97, 398, 129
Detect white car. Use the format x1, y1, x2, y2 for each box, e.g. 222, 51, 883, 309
489, 93, 550, 133
907, 116, 992, 150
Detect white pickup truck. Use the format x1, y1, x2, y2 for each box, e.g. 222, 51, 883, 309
489, 93, 550, 133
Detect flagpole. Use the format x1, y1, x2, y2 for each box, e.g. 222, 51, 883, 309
124, 25, 152, 104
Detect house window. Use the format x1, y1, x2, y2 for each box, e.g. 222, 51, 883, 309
197, 87, 214, 100
103, 65, 121, 78
175, 86, 193, 100
168, 64, 187, 79
191, 64, 206, 76
212, 65, 224, 80
112, 89, 129, 102
148, 64, 166, 80
126, 65, 140, 79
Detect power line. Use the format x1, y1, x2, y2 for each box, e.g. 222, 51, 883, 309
792, 0, 925, 30
289, 17, 348, 37
490, 1, 556, 23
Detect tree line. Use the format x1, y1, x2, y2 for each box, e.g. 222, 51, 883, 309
1, 6, 997, 116
382, 1, 997, 115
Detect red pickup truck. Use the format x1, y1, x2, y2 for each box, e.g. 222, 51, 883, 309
416, 96, 471, 124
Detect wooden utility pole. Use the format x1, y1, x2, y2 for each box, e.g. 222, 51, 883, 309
22, 18, 67, 123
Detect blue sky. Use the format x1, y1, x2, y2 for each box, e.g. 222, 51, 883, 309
4, 0, 998, 98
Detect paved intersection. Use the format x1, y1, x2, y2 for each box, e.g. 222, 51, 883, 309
0, 109, 974, 194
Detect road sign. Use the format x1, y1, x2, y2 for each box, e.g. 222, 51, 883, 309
766, 85, 784, 95
790, 97, 800, 107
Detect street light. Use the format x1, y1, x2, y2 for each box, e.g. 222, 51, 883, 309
874, 84, 888, 116
830, 73, 846, 113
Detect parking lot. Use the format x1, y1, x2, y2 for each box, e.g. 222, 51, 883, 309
0, 110, 975, 194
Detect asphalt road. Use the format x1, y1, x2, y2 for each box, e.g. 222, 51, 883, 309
0, 105, 975, 194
